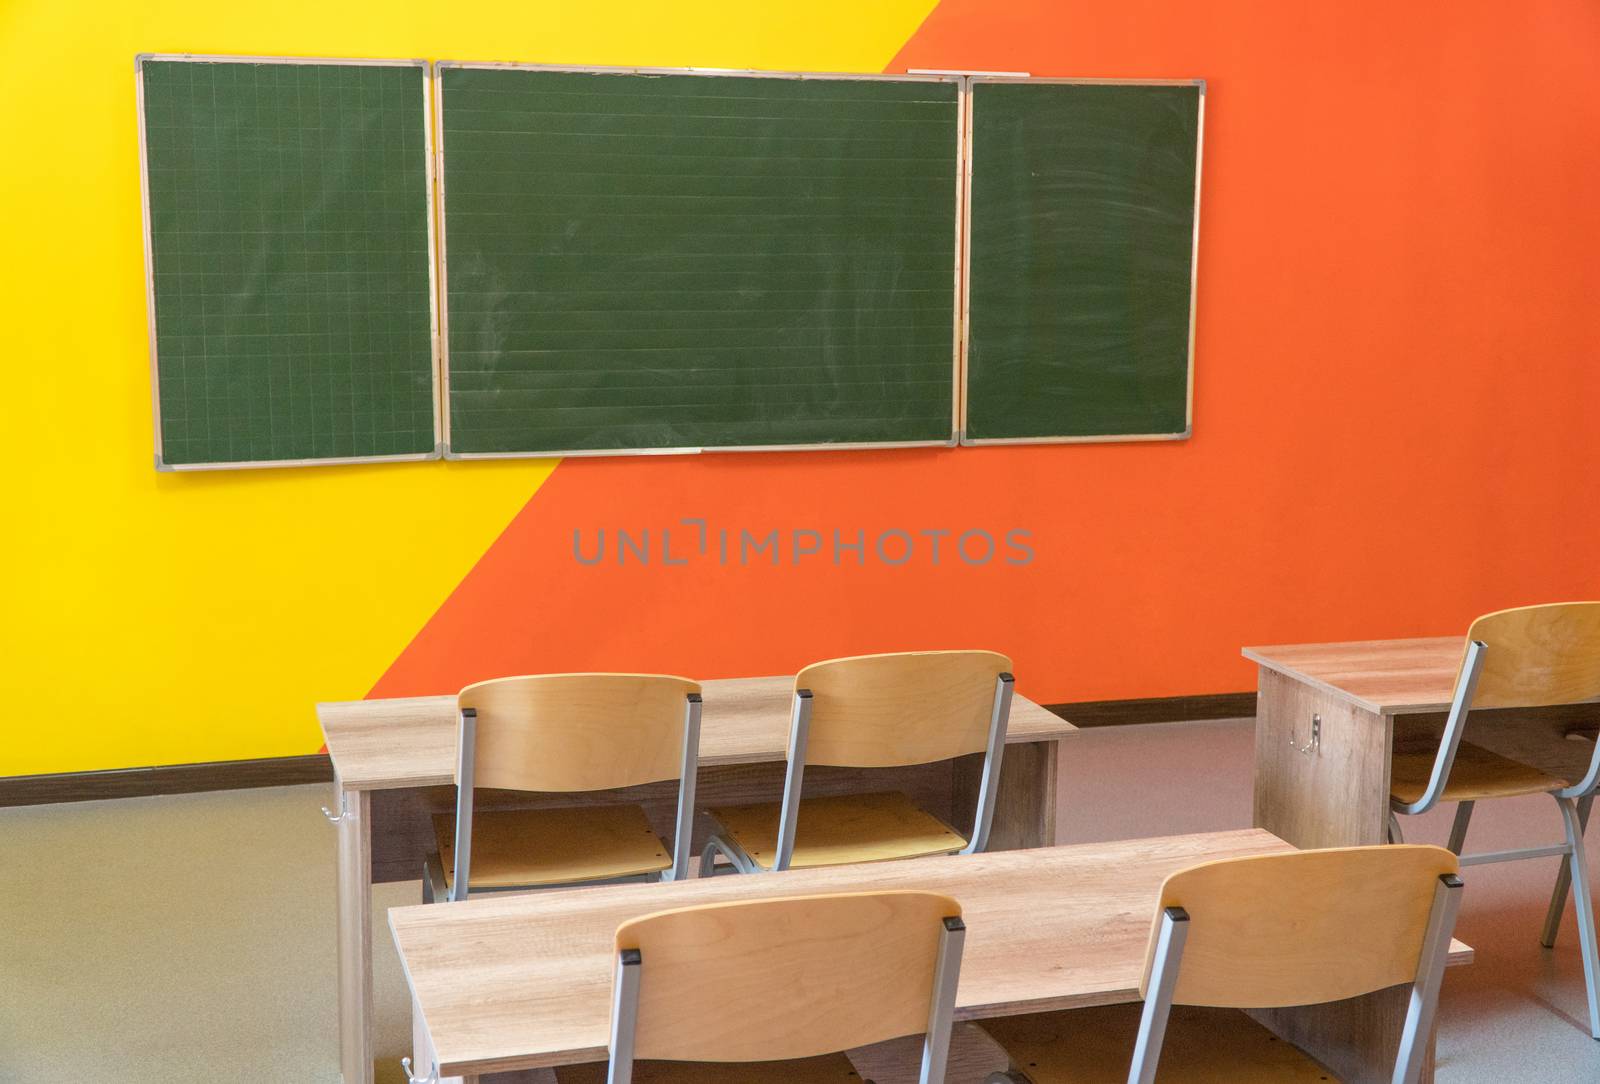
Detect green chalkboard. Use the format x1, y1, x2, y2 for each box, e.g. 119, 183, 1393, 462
437, 66, 960, 456
964, 80, 1202, 443
138, 56, 439, 469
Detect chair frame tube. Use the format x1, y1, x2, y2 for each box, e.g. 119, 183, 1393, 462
921, 915, 968, 1084
449, 707, 478, 902
1458, 842, 1572, 866
1393, 873, 1465, 1084
1394, 640, 1486, 817
1543, 793, 1594, 946
1555, 795, 1600, 1037
699, 834, 760, 876
962, 673, 1015, 855
607, 947, 642, 1084
1558, 750, 1600, 802
664, 693, 703, 882
1446, 800, 1474, 855
1126, 906, 1189, 1084
771, 689, 814, 872
422, 854, 449, 905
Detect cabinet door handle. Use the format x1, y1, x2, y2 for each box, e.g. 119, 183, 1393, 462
1290, 713, 1321, 756
321, 790, 353, 824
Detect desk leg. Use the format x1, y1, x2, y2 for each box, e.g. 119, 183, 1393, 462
1253, 668, 1392, 848
1251, 984, 1432, 1084
964, 739, 1058, 851
337, 788, 374, 1084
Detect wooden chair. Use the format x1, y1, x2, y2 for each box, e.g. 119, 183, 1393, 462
554, 890, 967, 1084
699, 650, 1014, 875
1385, 602, 1600, 1037
422, 673, 702, 903
981, 845, 1462, 1084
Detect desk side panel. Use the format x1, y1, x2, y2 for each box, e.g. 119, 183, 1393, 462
1253, 668, 1391, 848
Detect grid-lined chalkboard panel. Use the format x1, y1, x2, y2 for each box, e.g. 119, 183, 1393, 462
438, 66, 960, 456
139, 56, 438, 468
964, 80, 1202, 443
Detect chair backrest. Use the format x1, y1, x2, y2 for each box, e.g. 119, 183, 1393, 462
457, 673, 701, 793
796, 650, 1013, 768
1465, 602, 1600, 710
610, 890, 965, 1072
1141, 845, 1459, 1008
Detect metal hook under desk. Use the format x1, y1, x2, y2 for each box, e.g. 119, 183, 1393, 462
1290, 713, 1321, 756
401, 1057, 438, 1084
321, 791, 352, 824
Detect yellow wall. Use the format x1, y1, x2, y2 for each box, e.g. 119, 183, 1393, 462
0, 0, 938, 775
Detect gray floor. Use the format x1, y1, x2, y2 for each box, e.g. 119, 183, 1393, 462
3, 719, 1599, 1082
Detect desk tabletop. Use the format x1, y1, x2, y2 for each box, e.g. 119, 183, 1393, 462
387, 828, 1473, 1077
319, 675, 1076, 791
1242, 637, 1465, 715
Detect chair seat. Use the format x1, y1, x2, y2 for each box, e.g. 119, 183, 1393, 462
1390, 740, 1567, 805
706, 790, 968, 871
432, 804, 670, 890
981, 1003, 1340, 1083
554, 1053, 863, 1083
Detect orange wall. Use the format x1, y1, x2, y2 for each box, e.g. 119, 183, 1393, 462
376, 0, 1600, 707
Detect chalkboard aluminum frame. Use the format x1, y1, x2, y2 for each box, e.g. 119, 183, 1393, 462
136, 53, 443, 471
957, 76, 1205, 447
432, 61, 965, 461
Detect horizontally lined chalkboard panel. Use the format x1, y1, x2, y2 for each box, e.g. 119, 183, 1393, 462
963, 79, 1202, 444
138, 55, 439, 469
438, 65, 961, 456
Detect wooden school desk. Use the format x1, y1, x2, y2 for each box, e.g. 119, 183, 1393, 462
389, 829, 1473, 1084
318, 676, 1076, 1084
1247, 637, 1600, 849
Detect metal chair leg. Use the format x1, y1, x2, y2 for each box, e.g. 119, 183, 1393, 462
699, 834, 759, 876
1544, 794, 1593, 948
1447, 801, 1475, 855
699, 838, 723, 878
422, 853, 449, 906
1556, 795, 1600, 1039
1388, 810, 1405, 844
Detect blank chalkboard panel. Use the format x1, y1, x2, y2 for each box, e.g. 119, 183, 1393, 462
437, 65, 961, 457
138, 55, 439, 469
963, 79, 1203, 444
